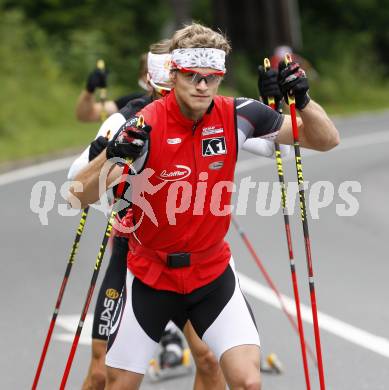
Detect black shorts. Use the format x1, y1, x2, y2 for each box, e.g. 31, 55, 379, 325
92, 236, 187, 340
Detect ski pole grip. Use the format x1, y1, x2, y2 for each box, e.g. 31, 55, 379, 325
116, 115, 146, 197
263, 58, 276, 109
284, 54, 296, 106
136, 114, 145, 129
263, 57, 271, 71
97, 59, 105, 71
284, 53, 292, 65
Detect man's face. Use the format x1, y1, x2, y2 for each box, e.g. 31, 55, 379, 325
171, 67, 223, 118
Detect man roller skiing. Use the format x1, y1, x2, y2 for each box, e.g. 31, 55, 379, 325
72, 38, 291, 389
69, 22, 339, 390
72, 42, 224, 389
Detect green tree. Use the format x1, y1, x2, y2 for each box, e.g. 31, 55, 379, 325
2, 0, 171, 88
299, 0, 389, 74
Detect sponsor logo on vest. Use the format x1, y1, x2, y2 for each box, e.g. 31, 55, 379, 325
209, 161, 224, 170
202, 136, 227, 157
105, 288, 120, 299
202, 126, 224, 136
167, 138, 182, 144
158, 165, 192, 181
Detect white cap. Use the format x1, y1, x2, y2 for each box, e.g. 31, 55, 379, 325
147, 52, 171, 89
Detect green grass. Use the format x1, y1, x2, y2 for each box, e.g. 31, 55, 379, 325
0, 84, 99, 163
0, 86, 99, 164
309, 73, 389, 116
0, 9, 98, 165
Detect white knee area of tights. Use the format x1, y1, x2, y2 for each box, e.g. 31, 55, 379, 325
202, 258, 260, 361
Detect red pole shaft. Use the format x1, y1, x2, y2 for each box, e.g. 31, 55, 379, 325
266, 81, 313, 388
32, 207, 89, 389
60, 286, 96, 389
59, 155, 132, 388
59, 212, 115, 389
289, 99, 326, 390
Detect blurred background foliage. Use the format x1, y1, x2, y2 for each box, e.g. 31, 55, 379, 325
1, 0, 388, 163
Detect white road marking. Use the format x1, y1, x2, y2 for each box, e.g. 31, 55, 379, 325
0, 155, 78, 186
55, 314, 93, 346
237, 272, 389, 359
53, 273, 389, 359
236, 129, 389, 174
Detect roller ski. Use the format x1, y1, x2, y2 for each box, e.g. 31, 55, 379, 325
147, 329, 193, 382
260, 352, 283, 374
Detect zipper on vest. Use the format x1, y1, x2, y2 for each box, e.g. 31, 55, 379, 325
191, 121, 199, 242
192, 121, 199, 177
192, 120, 199, 135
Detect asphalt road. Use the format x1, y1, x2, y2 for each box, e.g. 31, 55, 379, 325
1, 111, 388, 389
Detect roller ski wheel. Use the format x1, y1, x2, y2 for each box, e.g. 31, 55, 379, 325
260, 352, 283, 374
147, 347, 193, 382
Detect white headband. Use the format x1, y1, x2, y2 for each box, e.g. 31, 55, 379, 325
171, 48, 226, 72
147, 52, 171, 88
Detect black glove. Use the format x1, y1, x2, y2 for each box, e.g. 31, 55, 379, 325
86, 68, 108, 93
257, 66, 283, 106
88, 136, 109, 161
106, 117, 151, 161
278, 61, 310, 110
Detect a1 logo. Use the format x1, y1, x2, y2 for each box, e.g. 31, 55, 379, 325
202, 136, 227, 157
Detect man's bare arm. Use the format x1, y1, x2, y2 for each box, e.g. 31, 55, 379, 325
68, 151, 121, 208
276, 99, 339, 151
75, 91, 118, 122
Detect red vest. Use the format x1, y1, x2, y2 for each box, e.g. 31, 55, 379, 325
127, 90, 237, 293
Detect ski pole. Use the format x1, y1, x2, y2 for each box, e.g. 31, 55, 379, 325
59, 210, 116, 389
34, 63, 111, 388
59, 114, 146, 388
59, 169, 130, 388
32, 207, 89, 390
263, 58, 294, 259
96, 59, 108, 122
231, 216, 316, 364
284, 53, 326, 390
264, 58, 313, 389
